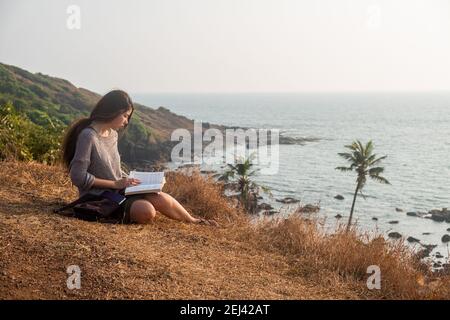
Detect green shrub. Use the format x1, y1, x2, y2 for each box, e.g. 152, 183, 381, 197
0, 102, 63, 164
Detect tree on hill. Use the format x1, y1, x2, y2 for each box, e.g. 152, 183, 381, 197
336, 140, 390, 231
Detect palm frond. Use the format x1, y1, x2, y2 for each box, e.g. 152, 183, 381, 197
369, 155, 387, 166
357, 140, 365, 154
338, 152, 356, 162
369, 175, 390, 184
220, 170, 235, 181
366, 153, 377, 164
368, 167, 384, 175
344, 144, 355, 150
365, 140, 373, 157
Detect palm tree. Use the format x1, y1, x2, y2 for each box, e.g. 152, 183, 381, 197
336, 140, 390, 231
221, 155, 270, 212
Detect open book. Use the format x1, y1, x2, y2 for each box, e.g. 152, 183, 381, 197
124, 171, 166, 196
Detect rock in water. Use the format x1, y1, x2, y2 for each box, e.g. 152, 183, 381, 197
431, 214, 445, 222
335, 214, 342, 219
388, 232, 402, 239
388, 220, 399, 224
263, 210, 278, 216
407, 211, 428, 218
372, 217, 378, 221
257, 203, 273, 211
422, 244, 437, 251
441, 234, 450, 243
395, 208, 403, 212
276, 197, 300, 204
429, 209, 450, 222
334, 195, 344, 200
407, 236, 420, 243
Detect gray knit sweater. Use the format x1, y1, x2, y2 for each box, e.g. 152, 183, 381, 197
69, 126, 127, 197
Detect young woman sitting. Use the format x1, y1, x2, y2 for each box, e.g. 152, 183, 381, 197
61, 89, 218, 226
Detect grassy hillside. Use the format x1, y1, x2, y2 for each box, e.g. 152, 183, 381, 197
1, 160, 450, 299
2, 63, 450, 300
0, 62, 199, 166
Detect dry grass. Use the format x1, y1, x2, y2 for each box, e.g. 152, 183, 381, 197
244, 215, 450, 299
1, 160, 449, 300
164, 170, 244, 225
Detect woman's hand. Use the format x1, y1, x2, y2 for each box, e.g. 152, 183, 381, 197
114, 177, 141, 189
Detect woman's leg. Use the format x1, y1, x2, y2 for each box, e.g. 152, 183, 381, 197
144, 192, 200, 223
129, 199, 157, 224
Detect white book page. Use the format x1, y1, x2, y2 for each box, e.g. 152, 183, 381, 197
125, 184, 161, 193
129, 171, 164, 185
125, 171, 165, 195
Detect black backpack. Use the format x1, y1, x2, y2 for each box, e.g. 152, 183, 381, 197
53, 191, 125, 223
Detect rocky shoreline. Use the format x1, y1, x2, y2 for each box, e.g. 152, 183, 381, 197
385, 208, 450, 241
378, 207, 450, 268
252, 195, 450, 267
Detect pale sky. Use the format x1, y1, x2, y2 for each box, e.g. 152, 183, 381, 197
1, 0, 450, 94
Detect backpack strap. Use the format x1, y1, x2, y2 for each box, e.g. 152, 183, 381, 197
53, 193, 98, 213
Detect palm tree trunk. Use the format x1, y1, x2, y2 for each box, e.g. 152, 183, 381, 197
346, 182, 360, 232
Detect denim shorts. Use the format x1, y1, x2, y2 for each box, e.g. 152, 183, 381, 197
118, 190, 148, 224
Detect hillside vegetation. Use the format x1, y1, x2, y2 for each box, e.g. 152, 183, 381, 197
0, 62, 199, 166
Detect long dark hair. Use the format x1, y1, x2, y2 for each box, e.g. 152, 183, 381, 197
61, 89, 134, 169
